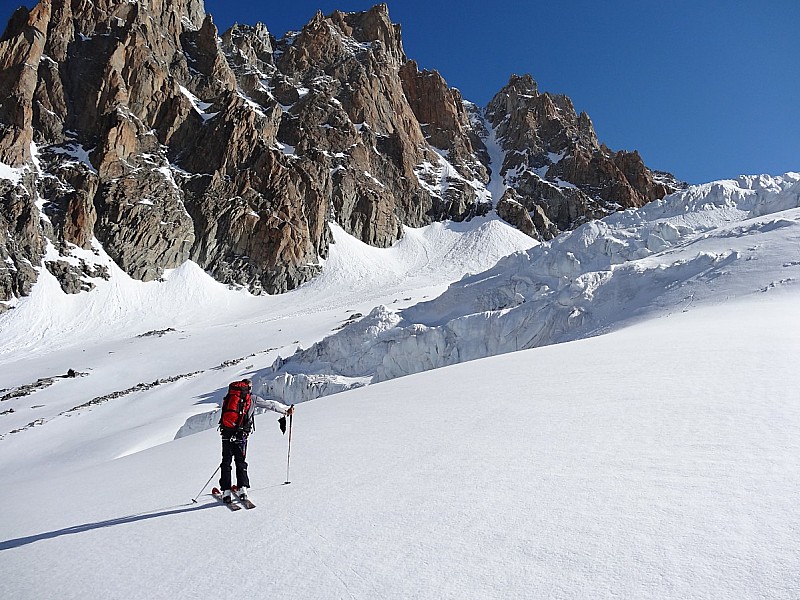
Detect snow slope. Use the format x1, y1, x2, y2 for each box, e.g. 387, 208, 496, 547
1, 173, 799, 599
1, 293, 798, 600
257, 173, 800, 404
0, 215, 536, 480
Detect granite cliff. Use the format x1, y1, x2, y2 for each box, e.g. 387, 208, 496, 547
0, 1, 680, 309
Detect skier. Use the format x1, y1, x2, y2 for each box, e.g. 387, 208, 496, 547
218, 378, 293, 504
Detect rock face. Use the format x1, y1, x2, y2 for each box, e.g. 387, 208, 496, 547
0, 1, 680, 310
485, 74, 681, 239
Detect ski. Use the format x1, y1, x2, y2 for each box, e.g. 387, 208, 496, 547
231, 486, 256, 509
211, 487, 242, 511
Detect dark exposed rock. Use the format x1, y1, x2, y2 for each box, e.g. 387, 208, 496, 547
137, 328, 177, 337
496, 191, 536, 238
485, 74, 678, 239
44, 259, 95, 293
399, 60, 488, 184
0, 172, 45, 305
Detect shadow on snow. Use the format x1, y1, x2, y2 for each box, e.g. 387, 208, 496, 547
0, 501, 218, 551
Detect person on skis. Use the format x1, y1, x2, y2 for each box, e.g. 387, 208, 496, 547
218, 378, 293, 504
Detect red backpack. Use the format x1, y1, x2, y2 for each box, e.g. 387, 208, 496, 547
219, 381, 252, 432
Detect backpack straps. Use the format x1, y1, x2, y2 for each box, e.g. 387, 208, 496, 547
235, 390, 248, 429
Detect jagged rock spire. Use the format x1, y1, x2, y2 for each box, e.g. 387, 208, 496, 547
0, 2, 678, 309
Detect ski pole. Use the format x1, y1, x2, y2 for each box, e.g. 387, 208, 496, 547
192, 465, 220, 503
284, 410, 293, 485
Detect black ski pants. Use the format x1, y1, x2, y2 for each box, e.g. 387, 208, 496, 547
220, 435, 250, 490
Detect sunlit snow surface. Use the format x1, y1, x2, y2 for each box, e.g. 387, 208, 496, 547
258, 172, 800, 403
1, 174, 799, 599
0, 215, 537, 476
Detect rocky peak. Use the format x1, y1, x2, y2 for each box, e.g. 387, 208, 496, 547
222, 22, 274, 74
336, 4, 405, 64
484, 73, 677, 239
487, 73, 600, 159
399, 60, 488, 184
502, 73, 539, 95
0, 1, 678, 311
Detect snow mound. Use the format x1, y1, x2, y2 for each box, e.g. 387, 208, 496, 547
304, 216, 537, 296
0, 241, 246, 359
254, 173, 800, 404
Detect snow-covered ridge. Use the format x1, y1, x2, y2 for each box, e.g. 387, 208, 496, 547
254, 172, 800, 403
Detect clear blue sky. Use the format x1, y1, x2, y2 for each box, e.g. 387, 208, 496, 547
2, 0, 798, 184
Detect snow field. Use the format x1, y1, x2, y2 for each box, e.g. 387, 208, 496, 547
1, 294, 798, 599
1, 172, 799, 599
0, 215, 536, 480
